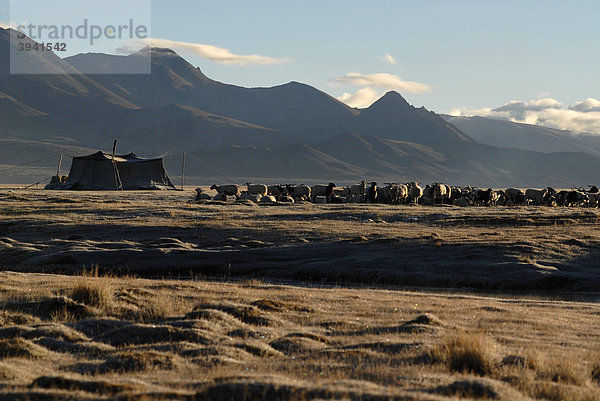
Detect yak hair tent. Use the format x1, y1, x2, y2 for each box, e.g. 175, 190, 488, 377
46, 151, 176, 190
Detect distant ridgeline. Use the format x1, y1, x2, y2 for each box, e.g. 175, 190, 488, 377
1, 27, 600, 187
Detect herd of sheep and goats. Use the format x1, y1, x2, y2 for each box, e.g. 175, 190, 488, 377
194, 181, 599, 208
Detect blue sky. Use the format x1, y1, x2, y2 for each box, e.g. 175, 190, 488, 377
3, 0, 600, 132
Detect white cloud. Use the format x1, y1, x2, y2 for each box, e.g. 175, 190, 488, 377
117, 38, 293, 66
382, 53, 397, 65
337, 87, 382, 109
449, 97, 600, 134
492, 98, 563, 120
569, 98, 600, 113
448, 107, 496, 118
331, 72, 431, 94
534, 91, 551, 99
330, 72, 431, 108
0, 19, 29, 30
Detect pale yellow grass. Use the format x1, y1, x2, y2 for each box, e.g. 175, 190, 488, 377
0, 271, 598, 400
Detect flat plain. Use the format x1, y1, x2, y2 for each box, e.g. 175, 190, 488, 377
0, 188, 599, 400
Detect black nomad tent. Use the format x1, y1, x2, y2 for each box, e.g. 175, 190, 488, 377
46, 151, 175, 190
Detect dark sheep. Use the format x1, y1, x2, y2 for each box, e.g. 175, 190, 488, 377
367, 182, 377, 203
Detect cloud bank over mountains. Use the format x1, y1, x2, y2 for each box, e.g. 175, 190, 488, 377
332, 72, 432, 108
570, 98, 600, 113
118, 38, 293, 66
450, 97, 600, 135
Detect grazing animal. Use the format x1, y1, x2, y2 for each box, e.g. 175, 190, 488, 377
210, 184, 240, 197
367, 182, 377, 203
329, 194, 345, 204
268, 185, 283, 198
443, 184, 452, 204
474, 188, 493, 206
239, 191, 262, 203
280, 195, 295, 203
246, 183, 268, 196
384, 183, 408, 204
378, 184, 391, 204
333, 187, 351, 197
314, 196, 328, 204
493, 190, 506, 206
525, 188, 547, 206
587, 192, 599, 208
450, 186, 462, 204
194, 188, 212, 201
213, 193, 236, 202
421, 185, 434, 206
504, 188, 524, 206
292, 184, 311, 199
311, 183, 335, 202
542, 187, 557, 206
433, 183, 448, 204
453, 197, 470, 207
504, 188, 523, 200
325, 183, 335, 200
490, 190, 503, 206
260, 195, 277, 203
565, 190, 589, 207
396, 184, 409, 204
350, 181, 367, 198
408, 182, 423, 204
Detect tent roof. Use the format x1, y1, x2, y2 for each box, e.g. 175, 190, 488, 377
74, 151, 161, 163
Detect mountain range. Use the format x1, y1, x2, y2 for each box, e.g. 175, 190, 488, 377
1, 26, 599, 187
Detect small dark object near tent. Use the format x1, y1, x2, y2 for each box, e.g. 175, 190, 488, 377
46, 151, 175, 190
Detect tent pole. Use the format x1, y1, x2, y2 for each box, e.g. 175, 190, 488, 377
181, 152, 186, 190
56, 154, 63, 178
111, 140, 123, 190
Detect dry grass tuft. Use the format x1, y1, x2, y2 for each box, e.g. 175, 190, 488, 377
100, 323, 211, 346
0, 338, 48, 359
0, 362, 17, 381
508, 354, 597, 401
429, 330, 497, 376
0, 311, 41, 326
239, 278, 266, 287
408, 313, 445, 326
252, 298, 287, 312
135, 293, 192, 322
434, 378, 504, 399
528, 382, 599, 401
101, 350, 175, 373
269, 335, 327, 356
518, 254, 534, 264
592, 364, 600, 384
70, 279, 113, 310
46, 297, 96, 322
537, 359, 588, 386
32, 375, 137, 394
136, 296, 173, 322
194, 303, 277, 326
2, 295, 95, 321
591, 353, 600, 384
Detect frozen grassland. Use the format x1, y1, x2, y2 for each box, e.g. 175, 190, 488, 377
0, 188, 599, 400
